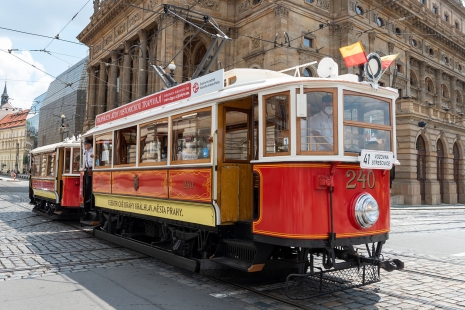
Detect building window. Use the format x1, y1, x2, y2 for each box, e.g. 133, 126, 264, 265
252, 0, 261, 5
420, 0, 426, 4
456, 21, 460, 29
305, 0, 314, 3
411, 39, 417, 47
444, 14, 449, 22
303, 68, 312, 77
355, 5, 364, 15
459, 64, 463, 71
396, 64, 403, 74
444, 56, 449, 64
303, 37, 313, 48
433, 6, 438, 14
429, 48, 435, 57
395, 27, 402, 36
376, 17, 384, 27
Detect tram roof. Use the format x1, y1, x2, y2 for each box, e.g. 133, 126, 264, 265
85, 68, 399, 136
31, 140, 81, 155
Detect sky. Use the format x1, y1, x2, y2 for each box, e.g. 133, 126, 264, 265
0, 0, 93, 110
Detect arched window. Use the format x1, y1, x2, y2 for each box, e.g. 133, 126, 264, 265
426, 78, 434, 93
303, 68, 312, 77
410, 70, 418, 87
457, 90, 462, 104
442, 84, 449, 98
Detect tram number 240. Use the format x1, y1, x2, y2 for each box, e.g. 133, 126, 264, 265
346, 170, 376, 189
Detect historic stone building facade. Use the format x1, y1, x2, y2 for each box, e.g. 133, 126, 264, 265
78, 0, 465, 205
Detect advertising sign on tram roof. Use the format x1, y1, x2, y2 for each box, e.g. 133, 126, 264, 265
95, 69, 224, 126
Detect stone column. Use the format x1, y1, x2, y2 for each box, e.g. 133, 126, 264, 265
451, 76, 457, 113
424, 141, 441, 205
442, 153, 458, 204
391, 123, 422, 205
138, 30, 147, 99
435, 68, 443, 108
93, 0, 99, 14
419, 61, 426, 104
97, 61, 107, 115
84, 66, 97, 130
107, 53, 118, 111
405, 52, 410, 97
121, 41, 131, 105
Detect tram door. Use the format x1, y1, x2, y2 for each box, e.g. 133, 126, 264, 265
217, 98, 253, 223
416, 136, 426, 203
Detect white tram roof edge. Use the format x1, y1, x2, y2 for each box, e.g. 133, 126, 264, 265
31, 141, 82, 155
84, 68, 399, 136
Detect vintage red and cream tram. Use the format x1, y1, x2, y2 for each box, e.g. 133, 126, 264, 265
81, 61, 402, 283
30, 138, 83, 219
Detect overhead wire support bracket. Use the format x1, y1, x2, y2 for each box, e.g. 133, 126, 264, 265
163, 4, 231, 80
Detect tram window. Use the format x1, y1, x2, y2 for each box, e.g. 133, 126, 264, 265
140, 120, 168, 165
41, 155, 47, 177
264, 92, 290, 156
72, 148, 80, 173
114, 126, 137, 166
343, 93, 390, 126
32, 155, 40, 176
46, 153, 56, 177
343, 91, 392, 154
343, 126, 391, 152
298, 90, 336, 153
225, 109, 249, 161
95, 132, 113, 167
172, 109, 212, 163
64, 148, 71, 173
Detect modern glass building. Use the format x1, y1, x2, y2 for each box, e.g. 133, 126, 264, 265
38, 57, 88, 146
26, 92, 45, 152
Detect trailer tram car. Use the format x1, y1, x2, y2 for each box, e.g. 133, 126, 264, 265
30, 139, 83, 220
82, 60, 403, 289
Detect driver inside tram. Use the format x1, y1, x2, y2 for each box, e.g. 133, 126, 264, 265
310, 94, 334, 151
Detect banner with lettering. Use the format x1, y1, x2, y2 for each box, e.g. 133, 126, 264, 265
95, 69, 224, 126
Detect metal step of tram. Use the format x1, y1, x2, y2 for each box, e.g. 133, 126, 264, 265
210, 239, 262, 272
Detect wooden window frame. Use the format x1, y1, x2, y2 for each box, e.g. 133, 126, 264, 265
296, 88, 338, 156
262, 91, 291, 157
223, 107, 252, 163
171, 107, 212, 165
343, 90, 393, 156
139, 118, 169, 167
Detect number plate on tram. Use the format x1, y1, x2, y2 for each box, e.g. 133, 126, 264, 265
358, 150, 394, 170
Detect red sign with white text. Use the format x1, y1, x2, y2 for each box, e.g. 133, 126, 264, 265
95, 69, 224, 126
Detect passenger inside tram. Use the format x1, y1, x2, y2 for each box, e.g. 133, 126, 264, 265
309, 93, 334, 151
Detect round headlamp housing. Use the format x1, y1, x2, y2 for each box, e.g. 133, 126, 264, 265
353, 193, 379, 229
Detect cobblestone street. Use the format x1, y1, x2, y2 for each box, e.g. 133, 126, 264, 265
1, 183, 465, 309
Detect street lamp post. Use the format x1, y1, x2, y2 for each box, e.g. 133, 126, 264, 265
168, 61, 176, 78
15, 142, 19, 173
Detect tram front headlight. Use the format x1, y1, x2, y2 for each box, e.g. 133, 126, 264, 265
353, 193, 379, 229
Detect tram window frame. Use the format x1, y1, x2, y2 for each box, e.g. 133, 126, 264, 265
343, 90, 393, 155
32, 155, 40, 176
224, 107, 251, 163
263, 91, 291, 157
114, 125, 138, 167
171, 108, 212, 164
72, 148, 80, 173
64, 148, 71, 174
46, 152, 56, 177
40, 154, 47, 177
296, 88, 338, 155
139, 119, 169, 166
95, 132, 113, 168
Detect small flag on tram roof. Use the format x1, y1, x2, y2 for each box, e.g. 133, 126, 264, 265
339, 41, 368, 68
380, 53, 399, 69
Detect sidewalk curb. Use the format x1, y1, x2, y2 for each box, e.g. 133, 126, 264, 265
392, 205, 465, 210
